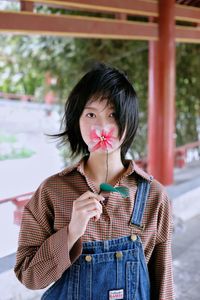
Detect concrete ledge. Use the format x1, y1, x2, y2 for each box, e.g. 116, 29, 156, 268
0, 269, 45, 300
172, 186, 200, 221
166, 172, 200, 221
0, 253, 16, 274
166, 175, 200, 199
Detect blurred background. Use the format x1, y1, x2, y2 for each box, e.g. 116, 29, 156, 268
0, 0, 200, 299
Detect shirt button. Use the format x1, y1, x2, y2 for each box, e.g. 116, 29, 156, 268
116, 251, 123, 259
85, 255, 92, 262
131, 234, 137, 241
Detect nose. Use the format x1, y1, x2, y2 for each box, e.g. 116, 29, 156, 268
96, 116, 109, 128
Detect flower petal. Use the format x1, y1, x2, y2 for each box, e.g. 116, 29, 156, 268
90, 142, 101, 152
90, 129, 99, 140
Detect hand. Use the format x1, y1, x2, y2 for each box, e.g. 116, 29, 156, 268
68, 191, 104, 244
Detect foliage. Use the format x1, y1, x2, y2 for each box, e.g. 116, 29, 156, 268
176, 43, 200, 146
0, 32, 199, 158
0, 147, 35, 161
0, 134, 17, 143
0, 133, 35, 160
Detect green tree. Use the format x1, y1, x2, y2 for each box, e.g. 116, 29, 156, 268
176, 43, 200, 145
0, 34, 199, 157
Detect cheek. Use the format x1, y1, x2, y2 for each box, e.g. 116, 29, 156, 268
79, 118, 90, 144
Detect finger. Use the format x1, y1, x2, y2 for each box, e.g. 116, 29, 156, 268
78, 191, 105, 202
74, 198, 102, 208
78, 202, 102, 214
88, 204, 102, 214
86, 210, 100, 221
93, 211, 101, 222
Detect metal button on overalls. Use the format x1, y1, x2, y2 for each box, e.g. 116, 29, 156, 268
131, 234, 137, 241
116, 251, 123, 259
85, 255, 92, 262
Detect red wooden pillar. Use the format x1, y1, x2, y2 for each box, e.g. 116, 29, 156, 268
148, 0, 176, 185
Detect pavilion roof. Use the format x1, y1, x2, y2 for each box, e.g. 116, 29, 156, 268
176, 0, 200, 7
0, 1, 200, 43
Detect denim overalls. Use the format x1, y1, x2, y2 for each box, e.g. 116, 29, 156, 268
41, 176, 152, 300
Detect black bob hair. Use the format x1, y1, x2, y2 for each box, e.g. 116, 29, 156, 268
54, 63, 139, 162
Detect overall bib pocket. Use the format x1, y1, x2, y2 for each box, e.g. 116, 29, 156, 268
76, 247, 139, 300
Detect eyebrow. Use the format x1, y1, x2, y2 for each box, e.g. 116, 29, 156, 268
84, 106, 114, 110
84, 106, 98, 110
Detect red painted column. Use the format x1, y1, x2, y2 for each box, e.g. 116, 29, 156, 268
148, 40, 161, 177
148, 0, 176, 185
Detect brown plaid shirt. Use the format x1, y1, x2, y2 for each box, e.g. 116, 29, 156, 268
14, 158, 174, 299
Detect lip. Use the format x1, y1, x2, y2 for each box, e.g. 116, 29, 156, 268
88, 126, 117, 152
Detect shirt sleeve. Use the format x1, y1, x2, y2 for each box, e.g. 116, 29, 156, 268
14, 181, 82, 290
148, 191, 175, 300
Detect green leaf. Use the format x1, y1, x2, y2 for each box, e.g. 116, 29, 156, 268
100, 183, 129, 198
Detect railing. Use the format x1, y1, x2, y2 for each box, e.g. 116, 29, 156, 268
136, 141, 200, 170
0, 91, 35, 102
0, 192, 33, 225
174, 140, 200, 167
0, 141, 199, 225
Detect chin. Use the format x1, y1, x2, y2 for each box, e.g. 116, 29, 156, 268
90, 148, 120, 156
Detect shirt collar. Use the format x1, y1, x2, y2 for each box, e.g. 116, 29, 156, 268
59, 156, 152, 182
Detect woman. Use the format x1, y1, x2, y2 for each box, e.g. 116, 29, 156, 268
14, 63, 174, 299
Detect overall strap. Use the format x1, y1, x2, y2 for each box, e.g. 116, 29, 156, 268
130, 175, 153, 230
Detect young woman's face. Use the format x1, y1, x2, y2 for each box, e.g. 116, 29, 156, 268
79, 99, 124, 154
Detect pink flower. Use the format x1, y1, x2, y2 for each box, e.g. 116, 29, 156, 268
89, 126, 116, 152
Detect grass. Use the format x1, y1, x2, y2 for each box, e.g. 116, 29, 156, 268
0, 133, 35, 160
0, 148, 35, 160
0, 134, 17, 143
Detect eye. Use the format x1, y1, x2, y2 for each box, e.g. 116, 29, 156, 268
109, 112, 116, 118
86, 112, 96, 118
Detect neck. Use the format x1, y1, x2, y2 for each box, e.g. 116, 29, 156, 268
84, 150, 126, 186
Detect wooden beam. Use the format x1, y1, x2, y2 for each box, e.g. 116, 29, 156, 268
0, 11, 200, 43
0, 11, 158, 40
176, 25, 200, 43
115, 13, 127, 21
7, 0, 159, 16
175, 4, 200, 22
6, 0, 200, 23
20, 1, 34, 12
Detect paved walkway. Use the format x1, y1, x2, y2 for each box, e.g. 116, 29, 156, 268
173, 214, 200, 300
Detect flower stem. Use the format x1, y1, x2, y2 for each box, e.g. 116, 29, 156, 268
105, 149, 108, 183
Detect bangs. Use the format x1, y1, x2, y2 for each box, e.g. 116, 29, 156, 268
87, 93, 116, 109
